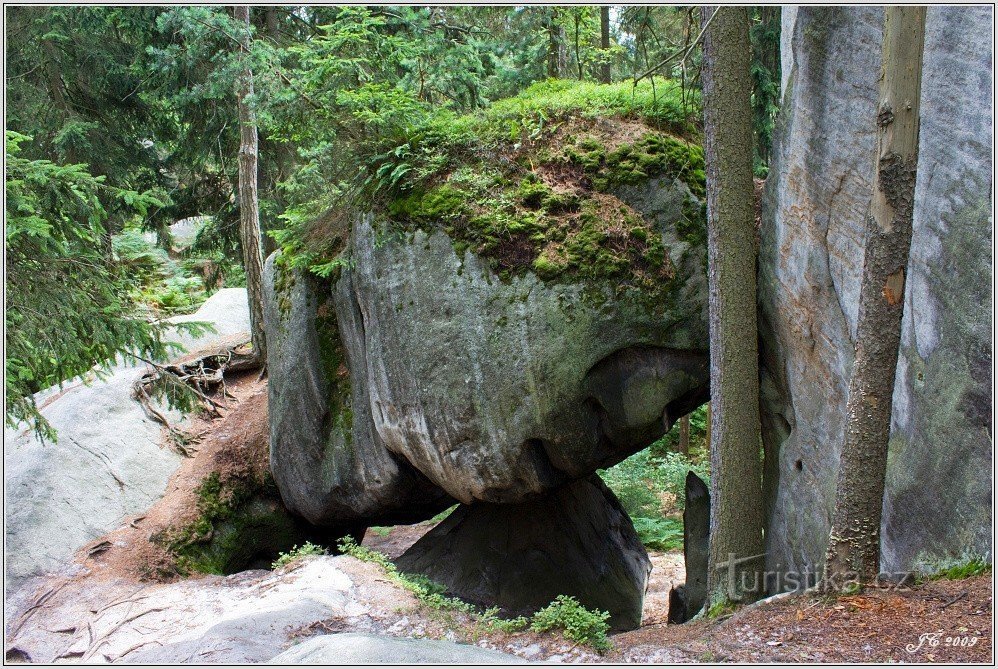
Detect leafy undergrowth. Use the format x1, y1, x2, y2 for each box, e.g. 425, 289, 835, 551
336, 536, 613, 653
112, 224, 246, 318
272, 541, 329, 569
111, 229, 210, 317
598, 405, 710, 551
275, 78, 706, 304
925, 554, 992, 581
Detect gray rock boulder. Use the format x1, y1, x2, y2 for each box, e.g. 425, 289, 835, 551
4, 288, 251, 592
265, 174, 709, 520
396, 475, 651, 631
760, 6, 992, 583
263, 255, 454, 527
268, 633, 526, 664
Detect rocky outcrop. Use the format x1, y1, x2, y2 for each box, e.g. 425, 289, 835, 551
760, 6, 993, 583
6, 556, 526, 663
268, 633, 526, 664
396, 476, 651, 630
4, 288, 252, 592
265, 175, 709, 525
668, 472, 709, 623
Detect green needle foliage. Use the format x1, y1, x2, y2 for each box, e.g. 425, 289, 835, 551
4, 132, 201, 440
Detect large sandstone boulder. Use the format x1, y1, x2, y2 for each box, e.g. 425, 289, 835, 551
760, 6, 992, 583
265, 175, 709, 524
396, 475, 652, 631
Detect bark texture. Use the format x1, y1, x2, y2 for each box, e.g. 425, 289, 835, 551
599, 6, 611, 83
234, 5, 267, 362
700, 6, 765, 605
824, 7, 926, 586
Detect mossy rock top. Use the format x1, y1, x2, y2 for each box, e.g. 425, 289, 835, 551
287, 80, 706, 300
383, 113, 705, 298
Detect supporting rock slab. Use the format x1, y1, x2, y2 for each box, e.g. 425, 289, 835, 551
396, 475, 651, 631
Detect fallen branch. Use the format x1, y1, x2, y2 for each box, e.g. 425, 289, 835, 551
940, 590, 968, 610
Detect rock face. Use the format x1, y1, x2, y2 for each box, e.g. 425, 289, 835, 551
397, 476, 651, 630
7, 555, 527, 664
668, 472, 709, 623
265, 175, 709, 521
263, 255, 453, 527
760, 6, 993, 583
268, 633, 526, 664
4, 288, 251, 592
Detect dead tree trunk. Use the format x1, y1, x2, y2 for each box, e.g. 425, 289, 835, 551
824, 6, 926, 588
700, 5, 765, 608
233, 5, 267, 363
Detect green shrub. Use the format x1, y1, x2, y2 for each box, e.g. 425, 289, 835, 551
272, 541, 328, 569
530, 595, 612, 653
656, 451, 711, 510
598, 449, 663, 519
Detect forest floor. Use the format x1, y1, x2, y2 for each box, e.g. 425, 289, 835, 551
364, 522, 993, 663
6, 375, 992, 664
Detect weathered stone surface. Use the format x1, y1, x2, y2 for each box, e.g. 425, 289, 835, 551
4, 289, 251, 592
268, 633, 526, 664
265, 175, 709, 516
263, 255, 453, 527
396, 475, 652, 631
760, 6, 992, 583
881, 6, 993, 574
668, 471, 709, 624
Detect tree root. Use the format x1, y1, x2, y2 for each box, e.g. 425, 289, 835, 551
130, 340, 260, 456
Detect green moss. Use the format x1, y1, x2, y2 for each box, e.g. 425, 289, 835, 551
532, 254, 566, 280
162, 471, 269, 575
678, 195, 708, 248
566, 132, 706, 198
273, 256, 297, 317
315, 299, 353, 444
388, 184, 469, 223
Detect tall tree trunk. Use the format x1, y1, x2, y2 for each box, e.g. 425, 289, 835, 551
545, 8, 567, 78
679, 415, 690, 456
599, 6, 611, 83
233, 5, 267, 363
700, 6, 765, 607
824, 6, 926, 588
574, 11, 583, 80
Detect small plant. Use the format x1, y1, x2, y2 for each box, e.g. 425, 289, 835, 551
337, 537, 473, 613
479, 607, 529, 634
530, 595, 612, 653
338, 538, 615, 652
926, 555, 991, 581
272, 541, 328, 569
